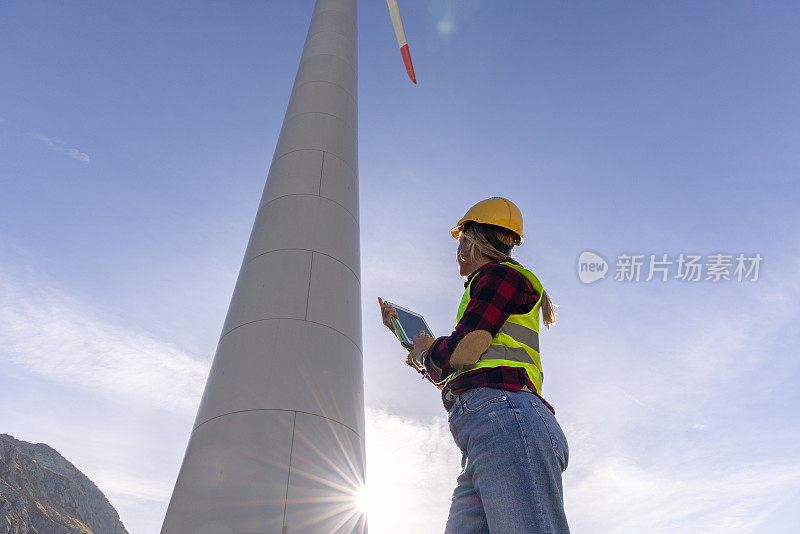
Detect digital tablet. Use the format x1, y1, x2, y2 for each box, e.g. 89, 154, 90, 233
384, 301, 434, 350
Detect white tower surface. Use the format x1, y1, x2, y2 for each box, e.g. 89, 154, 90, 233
162, 1, 366, 532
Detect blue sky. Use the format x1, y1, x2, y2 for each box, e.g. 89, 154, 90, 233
2, 1, 799, 532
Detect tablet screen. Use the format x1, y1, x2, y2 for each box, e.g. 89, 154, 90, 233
394, 305, 433, 342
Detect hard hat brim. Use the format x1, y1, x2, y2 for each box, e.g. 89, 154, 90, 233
451, 223, 524, 245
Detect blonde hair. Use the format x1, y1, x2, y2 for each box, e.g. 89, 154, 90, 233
460, 223, 557, 328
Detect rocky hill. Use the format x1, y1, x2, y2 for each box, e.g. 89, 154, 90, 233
0, 434, 128, 534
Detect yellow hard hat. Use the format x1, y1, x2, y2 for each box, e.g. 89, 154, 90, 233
451, 197, 524, 244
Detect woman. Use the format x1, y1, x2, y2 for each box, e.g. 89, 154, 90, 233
379, 197, 570, 533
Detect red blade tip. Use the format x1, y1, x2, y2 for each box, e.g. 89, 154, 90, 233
400, 44, 417, 84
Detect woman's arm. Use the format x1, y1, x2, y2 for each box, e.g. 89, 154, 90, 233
421, 262, 537, 379
448, 330, 493, 368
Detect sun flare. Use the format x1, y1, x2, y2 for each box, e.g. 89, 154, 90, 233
354, 484, 372, 516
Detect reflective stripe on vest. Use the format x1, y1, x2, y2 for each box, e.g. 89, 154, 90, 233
445, 262, 545, 394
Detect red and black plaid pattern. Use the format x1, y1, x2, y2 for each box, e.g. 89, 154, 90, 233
420, 260, 556, 414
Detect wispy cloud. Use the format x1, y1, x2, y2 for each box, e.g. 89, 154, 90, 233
553, 256, 800, 531
363, 409, 461, 533
567, 454, 800, 533
369, 408, 800, 534
0, 271, 207, 414
90, 469, 173, 504
33, 134, 91, 164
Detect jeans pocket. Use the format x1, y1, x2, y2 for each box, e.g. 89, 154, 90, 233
530, 398, 569, 471
458, 388, 480, 406
464, 388, 507, 414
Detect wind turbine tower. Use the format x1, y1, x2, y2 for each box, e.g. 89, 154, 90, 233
162, 0, 366, 532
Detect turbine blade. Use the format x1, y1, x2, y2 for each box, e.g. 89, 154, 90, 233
386, 0, 417, 84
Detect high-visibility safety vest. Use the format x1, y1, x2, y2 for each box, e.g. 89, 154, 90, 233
445, 262, 544, 394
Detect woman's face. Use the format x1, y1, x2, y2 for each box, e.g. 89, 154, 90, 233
456, 235, 472, 277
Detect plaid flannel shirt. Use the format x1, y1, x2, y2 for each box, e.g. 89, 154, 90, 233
420, 260, 555, 414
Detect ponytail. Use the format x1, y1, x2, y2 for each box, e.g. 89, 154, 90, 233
540, 290, 557, 329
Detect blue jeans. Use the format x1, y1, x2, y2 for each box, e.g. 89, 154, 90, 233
445, 387, 570, 533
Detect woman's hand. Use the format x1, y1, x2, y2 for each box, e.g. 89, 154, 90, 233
412, 331, 435, 363
378, 297, 399, 333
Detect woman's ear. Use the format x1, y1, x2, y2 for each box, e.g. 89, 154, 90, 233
466, 240, 477, 264
467, 239, 486, 263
